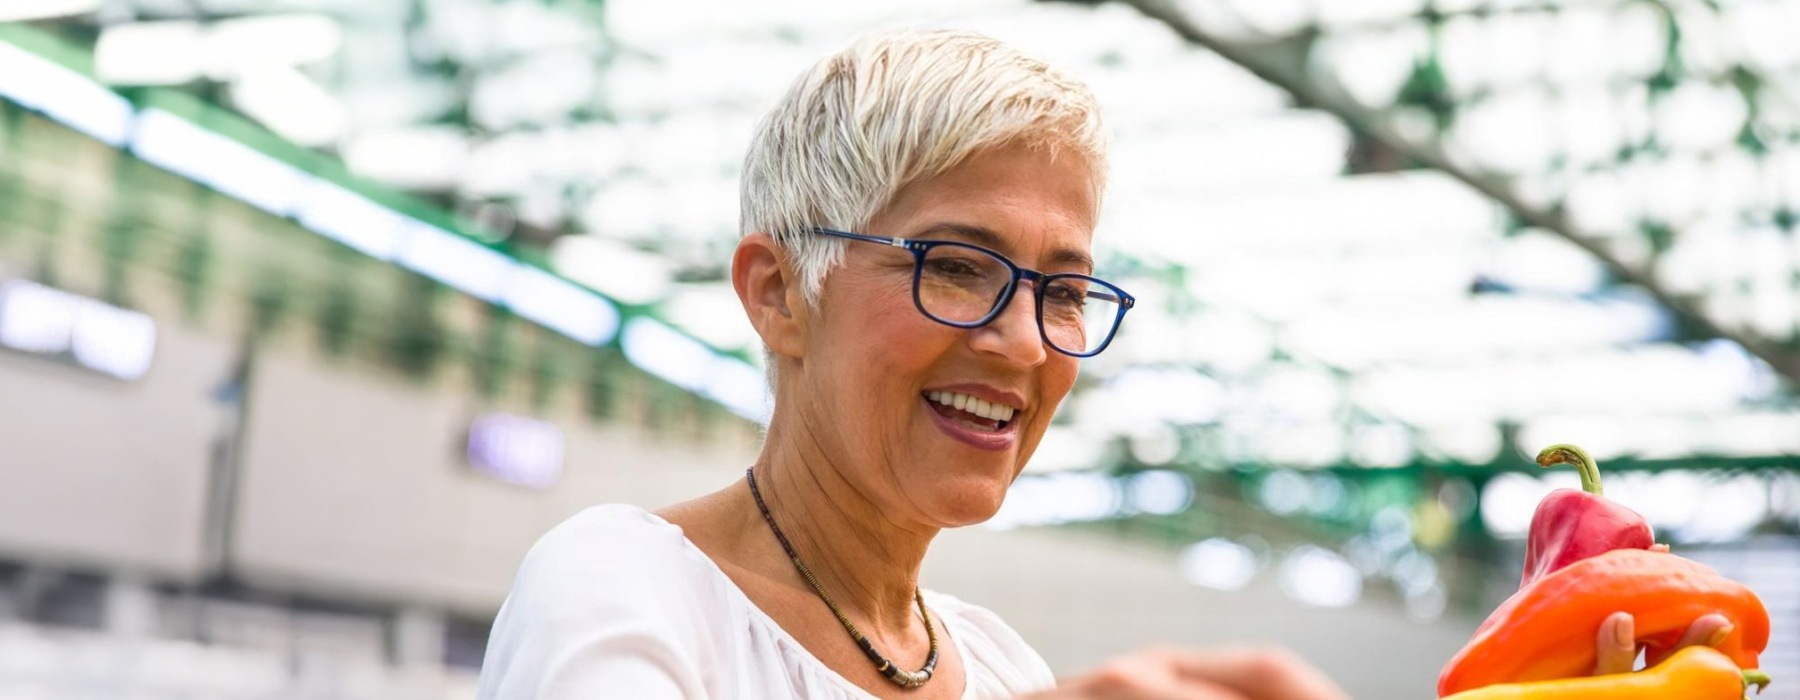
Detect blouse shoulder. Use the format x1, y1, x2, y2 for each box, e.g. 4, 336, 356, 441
924, 589, 1057, 693
525, 504, 689, 568
477, 505, 719, 699
507, 505, 699, 601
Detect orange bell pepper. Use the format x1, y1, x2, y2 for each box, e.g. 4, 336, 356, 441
1437, 548, 1770, 697
1438, 646, 1770, 699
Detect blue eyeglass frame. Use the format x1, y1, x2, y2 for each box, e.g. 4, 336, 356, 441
812, 227, 1136, 358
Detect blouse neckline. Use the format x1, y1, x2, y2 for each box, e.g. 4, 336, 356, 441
623, 505, 975, 700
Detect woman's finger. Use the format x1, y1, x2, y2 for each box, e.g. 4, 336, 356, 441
1162, 684, 1252, 700
1062, 655, 1248, 700
1166, 648, 1351, 700
1677, 614, 1733, 650
1592, 612, 1638, 675
1644, 613, 1733, 668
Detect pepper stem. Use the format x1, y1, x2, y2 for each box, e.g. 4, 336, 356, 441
1535, 444, 1603, 496
1743, 669, 1771, 693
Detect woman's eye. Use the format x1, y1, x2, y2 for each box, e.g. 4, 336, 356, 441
1046, 284, 1087, 305
929, 258, 983, 277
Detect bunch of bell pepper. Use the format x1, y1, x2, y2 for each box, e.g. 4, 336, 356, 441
1436, 444, 1773, 699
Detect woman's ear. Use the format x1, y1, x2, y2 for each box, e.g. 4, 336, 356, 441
732, 232, 806, 360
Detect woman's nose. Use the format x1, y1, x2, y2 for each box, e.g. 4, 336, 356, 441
968, 283, 1047, 367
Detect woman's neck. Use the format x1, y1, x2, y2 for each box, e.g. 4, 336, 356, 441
746, 411, 939, 638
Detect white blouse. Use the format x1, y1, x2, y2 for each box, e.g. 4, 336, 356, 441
478, 505, 1057, 699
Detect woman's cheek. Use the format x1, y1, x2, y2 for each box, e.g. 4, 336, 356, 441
873, 315, 959, 373
1043, 358, 1079, 413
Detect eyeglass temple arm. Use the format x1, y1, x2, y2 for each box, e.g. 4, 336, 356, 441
813, 227, 908, 248
1089, 290, 1135, 308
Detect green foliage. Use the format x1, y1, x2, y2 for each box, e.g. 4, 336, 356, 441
388, 274, 446, 379
100, 220, 138, 307
1395, 29, 1454, 133
472, 306, 518, 399
528, 340, 564, 411
250, 268, 294, 336
1640, 220, 1676, 256
583, 347, 625, 420
317, 273, 358, 358
175, 231, 215, 321
31, 238, 58, 289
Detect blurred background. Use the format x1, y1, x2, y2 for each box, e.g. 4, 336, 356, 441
2, 0, 1799, 697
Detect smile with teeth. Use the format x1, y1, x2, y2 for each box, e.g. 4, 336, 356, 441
924, 390, 1018, 432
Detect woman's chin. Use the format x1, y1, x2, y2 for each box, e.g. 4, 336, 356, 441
916, 479, 1011, 528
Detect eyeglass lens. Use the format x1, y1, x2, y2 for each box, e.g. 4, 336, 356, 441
916, 244, 1121, 355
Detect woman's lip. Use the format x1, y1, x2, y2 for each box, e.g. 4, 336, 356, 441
922, 396, 1017, 452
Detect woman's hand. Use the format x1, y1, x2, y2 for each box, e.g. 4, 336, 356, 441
1592, 611, 1733, 675
1021, 595, 1730, 699
1025, 646, 1350, 700
1586, 543, 1733, 675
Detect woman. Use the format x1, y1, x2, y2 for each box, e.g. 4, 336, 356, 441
478, 30, 1731, 699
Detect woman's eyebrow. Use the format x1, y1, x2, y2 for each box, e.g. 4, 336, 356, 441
916, 222, 1095, 272
1050, 247, 1096, 273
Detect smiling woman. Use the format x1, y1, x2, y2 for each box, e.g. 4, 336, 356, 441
474, 29, 1353, 700
763, 139, 1101, 532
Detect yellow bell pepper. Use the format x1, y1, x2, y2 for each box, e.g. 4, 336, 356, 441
1439, 646, 1771, 699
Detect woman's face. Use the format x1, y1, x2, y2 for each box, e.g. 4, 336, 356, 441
797, 142, 1096, 528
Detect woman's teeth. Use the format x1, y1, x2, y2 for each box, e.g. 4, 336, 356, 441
925, 390, 1017, 423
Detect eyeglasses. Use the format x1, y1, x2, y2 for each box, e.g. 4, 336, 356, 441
814, 227, 1135, 357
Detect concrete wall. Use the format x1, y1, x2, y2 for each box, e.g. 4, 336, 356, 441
0, 304, 757, 613
0, 322, 229, 580
229, 346, 755, 614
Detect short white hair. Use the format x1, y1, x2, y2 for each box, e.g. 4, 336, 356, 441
739, 29, 1107, 306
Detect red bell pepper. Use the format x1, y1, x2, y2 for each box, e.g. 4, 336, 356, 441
1518, 444, 1655, 587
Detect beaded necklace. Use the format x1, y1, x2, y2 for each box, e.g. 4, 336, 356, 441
745, 468, 939, 688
